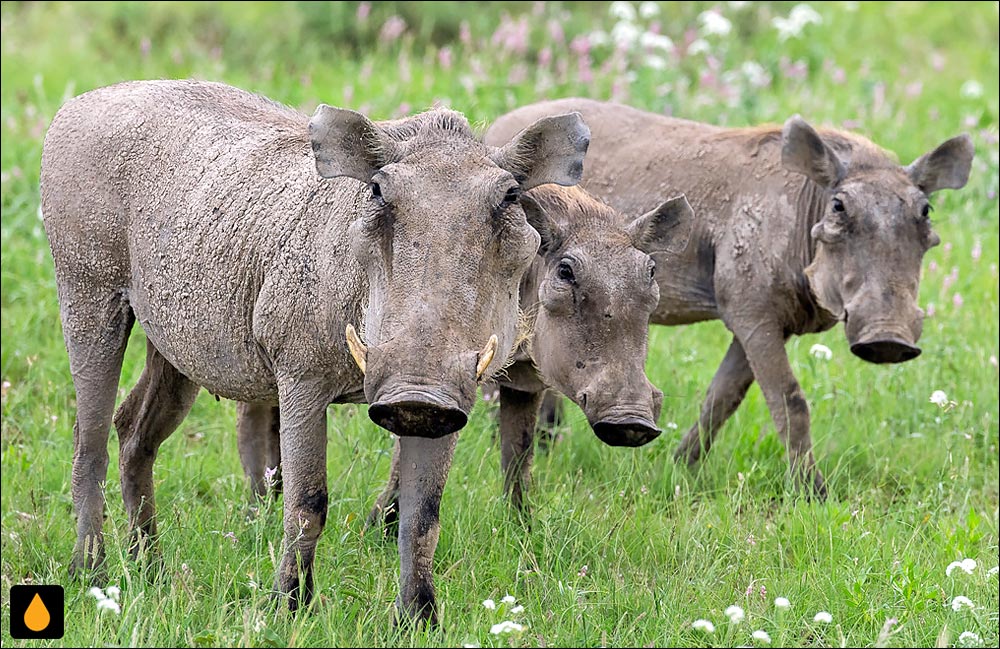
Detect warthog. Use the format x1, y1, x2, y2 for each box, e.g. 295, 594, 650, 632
40, 79, 589, 622
236, 184, 694, 520
487, 98, 974, 496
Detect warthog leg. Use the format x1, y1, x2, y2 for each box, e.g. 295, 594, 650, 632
396, 434, 457, 626
65, 293, 135, 578
499, 386, 544, 513
273, 381, 329, 611
365, 436, 401, 537
114, 339, 199, 555
237, 402, 282, 502
734, 322, 827, 497
674, 337, 755, 466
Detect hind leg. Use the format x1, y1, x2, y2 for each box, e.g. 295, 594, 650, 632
237, 402, 282, 502
65, 292, 134, 577
114, 339, 199, 555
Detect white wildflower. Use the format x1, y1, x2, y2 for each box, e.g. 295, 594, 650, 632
644, 54, 668, 70
809, 343, 833, 360
813, 611, 833, 623
609, 1, 638, 22
773, 4, 822, 40
639, 1, 660, 19
482, 598, 496, 610
640, 31, 674, 51
729, 1, 750, 9
611, 21, 642, 48
96, 598, 121, 614
725, 605, 745, 624
511, 604, 525, 614
988, 566, 999, 576
752, 629, 772, 644
960, 80, 984, 99
741, 61, 771, 88
692, 619, 716, 633
589, 30, 610, 47
950, 595, 975, 611
699, 11, 732, 37
959, 631, 982, 646
946, 558, 978, 576
501, 594, 516, 604
87, 587, 106, 600
687, 38, 711, 55
490, 620, 525, 634
105, 585, 121, 601
774, 597, 791, 609
929, 390, 949, 407
666, 421, 679, 430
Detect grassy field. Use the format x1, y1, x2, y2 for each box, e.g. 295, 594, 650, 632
1, 1, 998, 646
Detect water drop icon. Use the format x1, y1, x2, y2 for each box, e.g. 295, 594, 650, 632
24, 592, 51, 631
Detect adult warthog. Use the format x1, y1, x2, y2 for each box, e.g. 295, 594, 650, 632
487, 98, 974, 496
40, 80, 588, 622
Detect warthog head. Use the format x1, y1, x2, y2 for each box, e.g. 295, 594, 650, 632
782, 115, 974, 364
309, 106, 590, 436
522, 187, 694, 447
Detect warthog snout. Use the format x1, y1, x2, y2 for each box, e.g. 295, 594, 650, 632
368, 389, 469, 438
850, 338, 922, 364
361, 332, 502, 437
845, 307, 924, 365
592, 415, 662, 447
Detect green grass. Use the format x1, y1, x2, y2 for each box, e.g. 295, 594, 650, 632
1, 1, 998, 646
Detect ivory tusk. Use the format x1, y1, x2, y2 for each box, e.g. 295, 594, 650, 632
476, 334, 499, 380
345, 324, 367, 374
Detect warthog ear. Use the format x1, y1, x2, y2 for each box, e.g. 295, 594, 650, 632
520, 193, 564, 254
906, 134, 975, 194
309, 105, 401, 181
781, 115, 846, 187
627, 195, 695, 254
491, 112, 591, 190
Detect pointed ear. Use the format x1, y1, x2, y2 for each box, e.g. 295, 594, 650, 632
308, 105, 402, 181
520, 193, 563, 254
491, 112, 590, 190
627, 195, 694, 254
781, 115, 845, 187
906, 134, 974, 194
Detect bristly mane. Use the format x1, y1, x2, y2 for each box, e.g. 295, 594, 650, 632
711, 124, 900, 171
377, 108, 474, 143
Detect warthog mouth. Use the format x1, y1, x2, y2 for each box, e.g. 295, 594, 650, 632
368, 389, 468, 437
850, 338, 922, 364
592, 416, 661, 447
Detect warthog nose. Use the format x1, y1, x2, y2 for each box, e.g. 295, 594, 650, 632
368, 390, 468, 437
592, 416, 661, 447
850, 339, 922, 364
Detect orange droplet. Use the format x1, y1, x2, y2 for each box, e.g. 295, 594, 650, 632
24, 592, 50, 632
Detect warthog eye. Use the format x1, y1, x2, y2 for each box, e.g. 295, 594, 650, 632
557, 262, 576, 284
921, 203, 932, 219
649, 260, 657, 280
832, 197, 845, 212
370, 181, 386, 206
501, 186, 521, 208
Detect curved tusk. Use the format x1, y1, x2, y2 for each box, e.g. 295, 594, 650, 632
345, 324, 367, 374
476, 334, 499, 380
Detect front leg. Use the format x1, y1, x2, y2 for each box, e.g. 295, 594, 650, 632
733, 321, 827, 497
498, 386, 544, 513
237, 402, 282, 502
274, 379, 329, 611
674, 337, 755, 465
396, 434, 457, 626
365, 436, 401, 537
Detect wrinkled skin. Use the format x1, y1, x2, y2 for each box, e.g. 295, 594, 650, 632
487, 98, 974, 497
40, 80, 588, 623
241, 186, 694, 520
